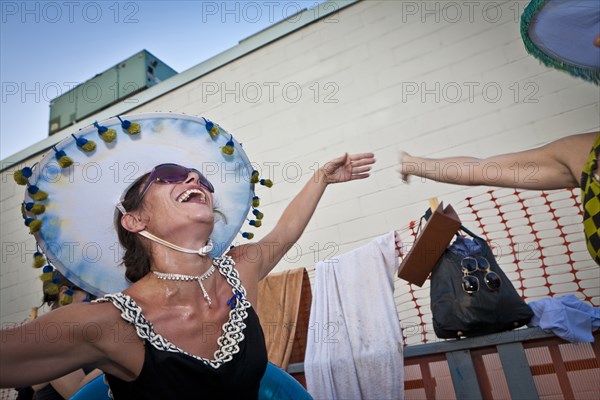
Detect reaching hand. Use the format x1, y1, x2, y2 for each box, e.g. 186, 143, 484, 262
398, 151, 411, 183
321, 152, 375, 184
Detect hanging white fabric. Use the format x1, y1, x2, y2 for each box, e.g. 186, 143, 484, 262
305, 231, 404, 399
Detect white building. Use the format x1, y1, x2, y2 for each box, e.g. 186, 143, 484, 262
1, 2, 599, 396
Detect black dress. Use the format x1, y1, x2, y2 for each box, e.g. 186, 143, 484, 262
97, 256, 268, 399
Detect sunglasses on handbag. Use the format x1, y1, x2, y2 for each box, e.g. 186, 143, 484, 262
460, 255, 502, 294
117, 163, 215, 214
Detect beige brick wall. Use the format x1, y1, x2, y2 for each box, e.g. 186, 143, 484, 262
2, 0, 599, 324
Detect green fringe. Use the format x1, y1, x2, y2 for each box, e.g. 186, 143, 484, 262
520, 0, 599, 85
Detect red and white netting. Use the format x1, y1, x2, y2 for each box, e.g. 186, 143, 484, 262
395, 187, 599, 346
0, 389, 17, 400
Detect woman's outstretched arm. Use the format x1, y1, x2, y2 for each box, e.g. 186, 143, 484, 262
399, 132, 598, 190
232, 152, 375, 283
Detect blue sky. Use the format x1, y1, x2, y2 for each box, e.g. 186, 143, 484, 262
0, 1, 326, 160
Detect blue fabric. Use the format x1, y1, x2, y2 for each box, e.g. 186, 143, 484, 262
530, 0, 600, 69
258, 363, 313, 399
528, 295, 600, 342
448, 236, 483, 257
69, 363, 312, 400
70, 375, 108, 400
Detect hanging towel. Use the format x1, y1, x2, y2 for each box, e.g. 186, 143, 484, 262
528, 294, 600, 342
304, 231, 403, 400
256, 267, 310, 369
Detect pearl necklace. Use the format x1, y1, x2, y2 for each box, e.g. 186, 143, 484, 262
153, 265, 216, 306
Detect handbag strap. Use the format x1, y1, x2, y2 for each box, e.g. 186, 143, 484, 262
420, 206, 481, 241
458, 225, 481, 240
414, 207, 434, 237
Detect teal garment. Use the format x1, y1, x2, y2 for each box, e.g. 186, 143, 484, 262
259, 363, 313, 400
521, 0, 600, 84
70, 363, 313, 400
70, 375, 107, 400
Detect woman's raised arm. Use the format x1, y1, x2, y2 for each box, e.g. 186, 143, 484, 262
232, 152, 375, 281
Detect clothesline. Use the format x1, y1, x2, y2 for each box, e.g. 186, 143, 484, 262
301, 187, 597, 346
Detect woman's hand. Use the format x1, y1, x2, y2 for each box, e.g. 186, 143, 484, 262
321, 152, 375, 184
238, 151, 375, 283
398, 151, 412, 183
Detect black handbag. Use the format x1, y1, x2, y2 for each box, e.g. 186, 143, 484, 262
430, 226, 534, 339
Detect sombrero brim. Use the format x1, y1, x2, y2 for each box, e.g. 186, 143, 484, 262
521, 0, 600, 84
22, 113, 256, 296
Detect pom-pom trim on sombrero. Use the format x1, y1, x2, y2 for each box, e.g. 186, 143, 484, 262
241, 173, 272, 239
27, 184, 48, 201
260, 179, 273, 188
203, 118, 220, 138
94, 121, 117, 143
17, 112, 272, 296
72, 134, 97, 152
249, 219, 262, 228
24, 218, 42, 234
221, 135, 235, 156
33, 250, 45, 269
252, 209, 264, 220
25, 202, 46, 215
520, 0, 600, 85
40, 265, 54, 282
43, 279, 59, 296
53, 146, 73, 168
117, 116, 141, 135
13, 167, 33, 185
60, 287, 74, 306
20, 203, 34, 233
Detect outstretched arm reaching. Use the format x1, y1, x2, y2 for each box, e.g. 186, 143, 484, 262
232, 152, 375, 288
399, 132, 597, 190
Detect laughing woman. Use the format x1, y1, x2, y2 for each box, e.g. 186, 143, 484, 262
1, 113, 375, 399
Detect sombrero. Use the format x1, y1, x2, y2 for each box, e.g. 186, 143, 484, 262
15, 112, 271, 297
521, 0, 600, 84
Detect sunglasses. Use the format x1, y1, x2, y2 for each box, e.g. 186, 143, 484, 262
117, 163, 214, 214
139, 163, 214, 199
460, 256, 502, 294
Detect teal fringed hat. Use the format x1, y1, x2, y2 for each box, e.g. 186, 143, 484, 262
15, 112, 271, 297
521, 0, 600, 85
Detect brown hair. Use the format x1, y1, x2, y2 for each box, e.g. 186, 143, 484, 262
115, 173, 153, 283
